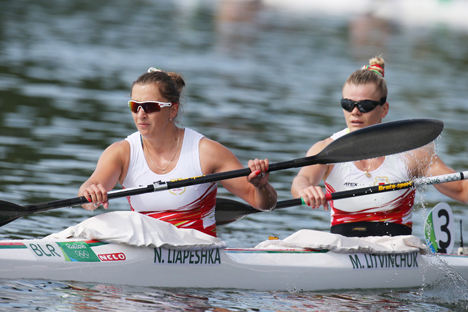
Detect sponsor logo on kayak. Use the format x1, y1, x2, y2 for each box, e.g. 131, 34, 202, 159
98, 253, 126, 261
349, 252, 418, 269
56, 241, 101, 262
154, 248, 221, 265
27, 241, 101, 262
64, 243, 86, 249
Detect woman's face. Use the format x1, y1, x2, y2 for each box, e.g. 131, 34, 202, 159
342, 83, 389, 132
130, 83, 178, 137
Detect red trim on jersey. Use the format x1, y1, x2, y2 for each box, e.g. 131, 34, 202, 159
128, 184, 218, 237
326, 183, 415, 227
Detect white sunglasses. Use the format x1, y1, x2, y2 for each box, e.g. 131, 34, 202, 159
128, 100, 173, 113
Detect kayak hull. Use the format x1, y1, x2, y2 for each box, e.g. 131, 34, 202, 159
0, 239, 466, 291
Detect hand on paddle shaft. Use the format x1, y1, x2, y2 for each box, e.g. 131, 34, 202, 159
215, 170, 468, 226
0, 118, 443, 227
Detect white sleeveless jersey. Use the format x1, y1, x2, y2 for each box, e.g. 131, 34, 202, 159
325, 128, 415, 227
122, 128, 217, 235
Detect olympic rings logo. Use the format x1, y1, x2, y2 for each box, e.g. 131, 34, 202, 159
75, 250, 90, 259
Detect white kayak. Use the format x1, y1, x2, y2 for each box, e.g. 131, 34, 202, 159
0, 202, 466, 291
0, 237, 467, 291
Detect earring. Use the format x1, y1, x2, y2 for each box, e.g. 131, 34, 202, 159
169, 118, 172, 121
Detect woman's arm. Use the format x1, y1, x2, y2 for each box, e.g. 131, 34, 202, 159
428, 155, 468, 204
78, 140, 130, 210
291, 139, 333, 210
404, 144, 468, 204
199, 138, 277, 211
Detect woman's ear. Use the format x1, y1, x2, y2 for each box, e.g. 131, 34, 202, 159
171, 103, 179, 119
381, 102, 389, 118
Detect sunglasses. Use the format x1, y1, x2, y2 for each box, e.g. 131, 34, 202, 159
128, 100, 173, 114
340, 97, 387, 113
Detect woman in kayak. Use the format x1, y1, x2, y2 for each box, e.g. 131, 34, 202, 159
78, 67, 277, 237
291, 56, 468, 237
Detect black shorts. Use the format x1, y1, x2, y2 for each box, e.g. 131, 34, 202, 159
331, 222, 412, 237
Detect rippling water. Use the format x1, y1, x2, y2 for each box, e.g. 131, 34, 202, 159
0, 0, 467, 310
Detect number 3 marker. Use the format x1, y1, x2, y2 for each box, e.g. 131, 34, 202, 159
424, 202, 455, 254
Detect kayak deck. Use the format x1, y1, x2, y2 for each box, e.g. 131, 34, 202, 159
0, 238, 467, 291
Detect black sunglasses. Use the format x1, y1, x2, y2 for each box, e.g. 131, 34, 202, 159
340, 97, 387, 113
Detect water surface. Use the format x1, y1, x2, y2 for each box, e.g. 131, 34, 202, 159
0, 0, 467, 310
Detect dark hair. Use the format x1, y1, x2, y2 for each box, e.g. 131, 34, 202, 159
344, 56, 388, 99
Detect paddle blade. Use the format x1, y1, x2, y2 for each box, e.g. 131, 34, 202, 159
0, 201, 29, 227
215, 198, 304, 227
215, 198, 258, 227
312, 118, 443, 164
